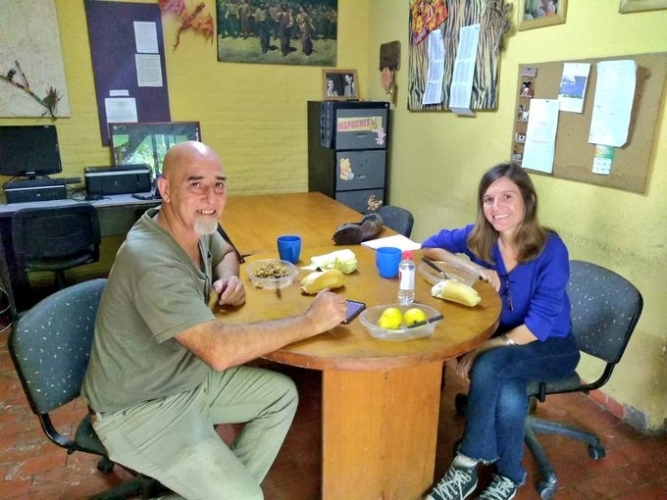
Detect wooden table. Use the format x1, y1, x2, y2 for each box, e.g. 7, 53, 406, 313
220, 192, 394, 256
216, 244, 501, 500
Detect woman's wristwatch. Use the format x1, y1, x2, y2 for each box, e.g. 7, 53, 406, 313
500, 334, 516, 346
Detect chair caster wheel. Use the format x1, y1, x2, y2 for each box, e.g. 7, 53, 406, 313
537, 480, 556, 500
588, 444, 606, 459
454, 393, 468, 416
97, 456, 114, 474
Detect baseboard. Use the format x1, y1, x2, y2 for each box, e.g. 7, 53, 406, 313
588, 388, 664, 434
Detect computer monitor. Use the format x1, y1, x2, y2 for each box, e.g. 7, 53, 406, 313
0, 125, 63, 179
108, 121, 202, 180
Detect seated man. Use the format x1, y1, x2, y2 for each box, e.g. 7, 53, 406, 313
82, 141, 347, 499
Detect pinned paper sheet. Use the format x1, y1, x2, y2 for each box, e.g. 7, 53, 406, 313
558, 63, 590, 113
588, 60, 637, 148
361, 234, 422, 252
448, 24, 480, 116
592, 145, 615, 175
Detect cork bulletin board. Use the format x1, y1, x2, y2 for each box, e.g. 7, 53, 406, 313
511, 52, 667, 194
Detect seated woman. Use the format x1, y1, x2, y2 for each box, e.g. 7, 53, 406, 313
422, 163, 580, 500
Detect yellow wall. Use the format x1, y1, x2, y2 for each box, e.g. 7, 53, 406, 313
366, 0, 667, 430
2, 0, 666, 430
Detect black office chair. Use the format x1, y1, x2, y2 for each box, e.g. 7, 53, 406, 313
8, 278, 164, 499
453, 260, 643, 499
12, 203, 102, 292
524, 260, 643, 499
375, 205, 415, 238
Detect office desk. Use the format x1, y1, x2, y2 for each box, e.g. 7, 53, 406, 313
217, 246, 501, 500
0, 194, 159, 315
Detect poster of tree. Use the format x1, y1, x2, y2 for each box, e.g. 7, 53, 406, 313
0, 0, 70, 118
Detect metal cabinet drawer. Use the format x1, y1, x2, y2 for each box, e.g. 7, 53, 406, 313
335, 108, 389, 150
335, 188, 385, 213
335, 150, 386, 191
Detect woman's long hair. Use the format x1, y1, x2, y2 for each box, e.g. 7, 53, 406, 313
467, 163, 547, 264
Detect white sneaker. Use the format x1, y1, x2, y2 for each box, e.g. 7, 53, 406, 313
477, 474, 518, 500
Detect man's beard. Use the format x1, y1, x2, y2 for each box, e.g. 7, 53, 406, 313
194, 217, 218, 236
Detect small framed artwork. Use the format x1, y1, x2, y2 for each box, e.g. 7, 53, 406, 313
518, 0, 567, 31
619, 0, 667, 13
322, 69, 359, 101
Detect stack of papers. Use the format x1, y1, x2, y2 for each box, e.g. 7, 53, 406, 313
361, 234, 422, 252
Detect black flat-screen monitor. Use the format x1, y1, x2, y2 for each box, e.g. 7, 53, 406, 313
109, 121, 201, 180
0, 125, 63, 179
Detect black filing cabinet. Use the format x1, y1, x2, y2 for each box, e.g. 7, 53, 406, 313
307, 101, 390, 213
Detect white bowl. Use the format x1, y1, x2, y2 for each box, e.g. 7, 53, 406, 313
359, 303, 443, 341
418, 261, 478, 287
246, 259, 299, 290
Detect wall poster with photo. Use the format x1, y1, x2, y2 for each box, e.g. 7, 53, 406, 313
217, 0, 338, 66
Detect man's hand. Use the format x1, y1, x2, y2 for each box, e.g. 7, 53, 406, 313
306, 290, 347, 333
212, 275, 246, 307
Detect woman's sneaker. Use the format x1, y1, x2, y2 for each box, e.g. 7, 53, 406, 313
424, 463, 478, 500
477, 474, 518, 500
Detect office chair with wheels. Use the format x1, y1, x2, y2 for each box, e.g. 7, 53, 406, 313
12, 203, 102, 291
453, 260, 643, 500
524, 260, 643, 499
375, 205, 415, 238
8, 279, 164, 500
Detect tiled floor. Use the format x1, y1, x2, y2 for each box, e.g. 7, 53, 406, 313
1, 327, 666, 500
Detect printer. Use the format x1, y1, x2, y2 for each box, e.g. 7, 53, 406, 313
84, 164, 152, 196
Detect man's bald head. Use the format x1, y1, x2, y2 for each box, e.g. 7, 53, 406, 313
162, 141, 222, 180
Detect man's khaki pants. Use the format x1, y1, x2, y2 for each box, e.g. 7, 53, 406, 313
93, 365, 298, 500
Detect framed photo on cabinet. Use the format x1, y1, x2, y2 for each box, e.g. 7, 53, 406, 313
322, 69, 358, 101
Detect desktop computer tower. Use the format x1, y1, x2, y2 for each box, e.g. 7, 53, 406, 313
5, 184, 67, 204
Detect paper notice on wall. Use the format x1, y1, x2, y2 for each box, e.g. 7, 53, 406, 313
422, 30, 445, 105
558, 63, 590, 113
521, 99, 559, 174
591, 144, 615, 175
588, 60, 636, 147
448, 24, 480, 116
105, 97, 138, 124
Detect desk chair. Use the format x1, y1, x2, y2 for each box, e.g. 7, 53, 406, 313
12, 203, 101, 292
8, 279, 164, 499
375, 205, 415, 238
524, 260, 643, 499
454, 260, 643, 499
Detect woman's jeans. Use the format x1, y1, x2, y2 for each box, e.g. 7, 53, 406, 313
460, 335, 580, 485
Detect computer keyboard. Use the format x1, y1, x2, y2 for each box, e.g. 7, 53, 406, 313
4, 176, 82, 189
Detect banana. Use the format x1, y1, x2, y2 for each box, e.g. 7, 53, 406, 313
300, 269, 345, 295
431, 279, 481, 307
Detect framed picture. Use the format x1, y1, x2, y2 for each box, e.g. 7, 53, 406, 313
109, 121, 201, 179
518, 0, 567, 31
322, 69, 359, 101
619, 0, 667, 12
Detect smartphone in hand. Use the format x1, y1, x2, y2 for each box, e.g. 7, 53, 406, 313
343, 300, 366, 324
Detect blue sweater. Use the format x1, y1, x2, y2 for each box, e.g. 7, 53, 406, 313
422, 225, 571, 341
